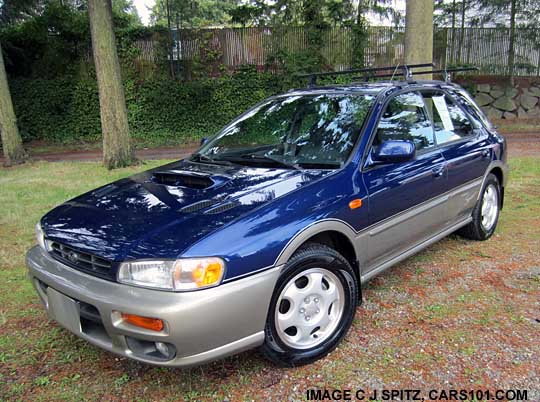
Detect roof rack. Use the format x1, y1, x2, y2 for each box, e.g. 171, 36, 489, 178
298, 63, 435, 87
298, 64, 478, 87
351, 66, 479, 83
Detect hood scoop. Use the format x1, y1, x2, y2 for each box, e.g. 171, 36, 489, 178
152, 170, 214, 189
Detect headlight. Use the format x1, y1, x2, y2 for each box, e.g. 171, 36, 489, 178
35, 222, 47, 250
117, 258, 225, 291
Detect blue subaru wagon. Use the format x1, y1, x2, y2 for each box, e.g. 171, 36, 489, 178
27, 67, 508, 367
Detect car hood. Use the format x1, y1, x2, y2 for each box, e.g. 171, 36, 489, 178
41, 160, 330, 261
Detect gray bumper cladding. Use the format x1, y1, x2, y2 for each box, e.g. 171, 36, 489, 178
26, 246, 281, 367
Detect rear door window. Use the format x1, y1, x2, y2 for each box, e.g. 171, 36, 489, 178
423, 92, 475, 145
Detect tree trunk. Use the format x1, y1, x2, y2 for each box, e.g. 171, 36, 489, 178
507, 0, 517, 77
0, 42, 26, 166
450, 0, 456, 63
166, 0, 175, 79
175, 11, 181, 78
457, 0, 467, 63
352, 0, 368, 68
404, 0, 434, 79
88, 0, 135, 170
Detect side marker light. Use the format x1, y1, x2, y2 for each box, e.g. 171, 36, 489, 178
349, 199, 363, 210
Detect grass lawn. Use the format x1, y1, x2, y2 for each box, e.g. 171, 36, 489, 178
0, 157, 539, 401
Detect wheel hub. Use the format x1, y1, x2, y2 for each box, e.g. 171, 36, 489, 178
300, 295, 322, 321
481, 184, 498, 231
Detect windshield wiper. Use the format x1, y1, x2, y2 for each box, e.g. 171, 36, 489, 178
190, 153, 236, 166
239, 154, 300, 170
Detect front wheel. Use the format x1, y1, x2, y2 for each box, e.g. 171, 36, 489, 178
458, 173, 501, 241
260, 244, 358, 367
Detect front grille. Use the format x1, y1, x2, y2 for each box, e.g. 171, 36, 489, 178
49, 242, 113, 280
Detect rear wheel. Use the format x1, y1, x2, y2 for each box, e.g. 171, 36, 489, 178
261, 243, 358, 367
458, 173, 501, 240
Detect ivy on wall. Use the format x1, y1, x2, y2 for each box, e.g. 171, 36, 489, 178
10, 67, 294, 145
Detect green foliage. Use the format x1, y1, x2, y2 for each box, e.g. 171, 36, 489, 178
188, 31, 225, 79
10, 78, 99, 142
0, 1, 89, 78
10, 68, 289, 145
151, 0, 237, 28
266, 47, 324, 75
0, 0, 148, 78
229, 4, 263, 26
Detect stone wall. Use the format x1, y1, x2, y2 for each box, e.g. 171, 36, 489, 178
454, 76, 540, 121
473, 82, 540, 120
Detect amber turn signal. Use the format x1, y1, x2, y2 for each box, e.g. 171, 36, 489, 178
121, 313, 164, 332
349, 199, 363, 210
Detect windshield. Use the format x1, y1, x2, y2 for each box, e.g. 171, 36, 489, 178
196, 93, 375, 169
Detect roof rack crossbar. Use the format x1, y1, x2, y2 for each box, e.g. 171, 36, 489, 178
299, 63, 435, 87
351, 67, 479, 83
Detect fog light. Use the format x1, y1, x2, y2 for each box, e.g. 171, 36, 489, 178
125, 337, 176, 361
155, 342, 169, 356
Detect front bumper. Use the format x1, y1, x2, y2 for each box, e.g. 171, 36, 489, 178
26, 246, 281, 367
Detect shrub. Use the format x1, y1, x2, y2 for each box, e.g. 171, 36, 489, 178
10, 68, 292, 145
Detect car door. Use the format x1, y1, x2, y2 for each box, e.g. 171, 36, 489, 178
421, 90, 491, 224
362, 91, 448, 271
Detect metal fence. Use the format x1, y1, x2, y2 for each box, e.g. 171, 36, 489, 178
446, 27, 540, 76
133, 26, 540, 76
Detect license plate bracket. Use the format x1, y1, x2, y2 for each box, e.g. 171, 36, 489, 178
47, 287, 81, 334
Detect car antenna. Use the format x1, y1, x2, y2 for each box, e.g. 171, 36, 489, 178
390, 64, 401, 83
401, 65, 413, 82
443, 67, 451, 83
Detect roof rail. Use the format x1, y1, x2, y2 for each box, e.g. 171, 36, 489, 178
298, 63, 435, 87
298, 64, 479, 87
352, 66, 479, 84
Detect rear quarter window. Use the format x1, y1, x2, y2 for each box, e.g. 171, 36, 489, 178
452, 89, 493, 130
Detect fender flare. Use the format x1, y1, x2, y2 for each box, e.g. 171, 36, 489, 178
274, 219, 359, 267
479, 160, 509, 207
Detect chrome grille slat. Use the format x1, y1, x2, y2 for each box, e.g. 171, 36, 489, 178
48, 241, 113, 279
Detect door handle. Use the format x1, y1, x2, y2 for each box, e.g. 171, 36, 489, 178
432, 166, 445, 177
481, 149, 490, 158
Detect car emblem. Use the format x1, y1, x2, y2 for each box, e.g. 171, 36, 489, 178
67, 251, 79, 263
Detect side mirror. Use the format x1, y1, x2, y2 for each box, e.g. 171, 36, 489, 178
200, 137, 209, 146
372, 140, 416, 164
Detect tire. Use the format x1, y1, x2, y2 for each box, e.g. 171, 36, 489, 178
260, 243, 358, 367
458, 173, 501, 241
